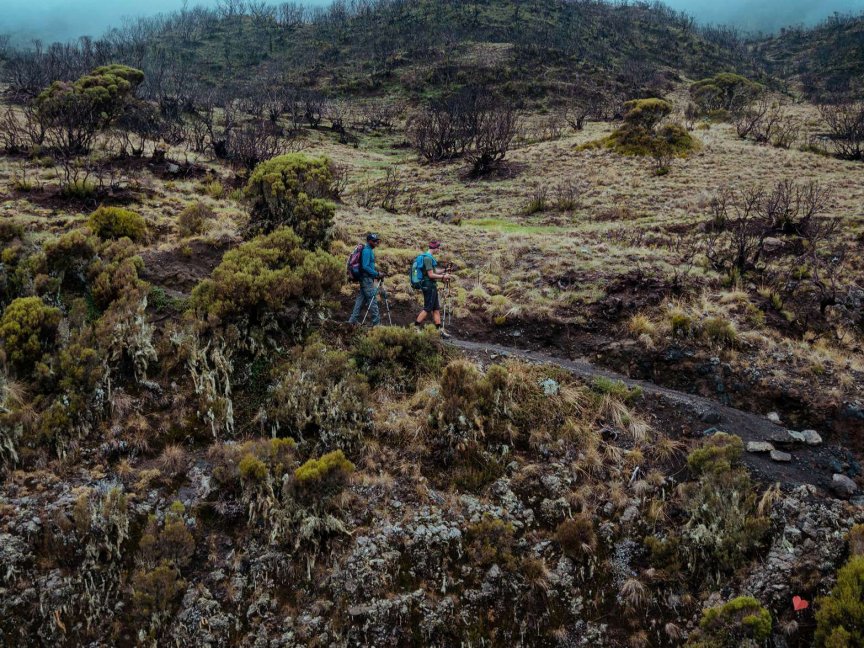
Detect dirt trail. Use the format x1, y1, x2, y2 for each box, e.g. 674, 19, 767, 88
449, 338, 852, 492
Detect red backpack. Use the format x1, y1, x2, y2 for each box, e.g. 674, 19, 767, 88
346, 243, 364, 282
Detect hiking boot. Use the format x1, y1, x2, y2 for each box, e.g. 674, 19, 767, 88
438, 328, 451, 339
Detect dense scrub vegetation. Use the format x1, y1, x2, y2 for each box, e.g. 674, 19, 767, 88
0, 3, 862, 647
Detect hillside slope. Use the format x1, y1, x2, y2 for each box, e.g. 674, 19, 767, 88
753, 12, 864, 99
2, 0, 759, 102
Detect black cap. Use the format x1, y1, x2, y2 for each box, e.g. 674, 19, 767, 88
367, 233, 380, 242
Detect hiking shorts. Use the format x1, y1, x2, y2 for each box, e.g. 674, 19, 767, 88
421, 284, 440, 313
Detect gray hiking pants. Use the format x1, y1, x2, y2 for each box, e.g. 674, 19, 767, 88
349, 277, 380, 325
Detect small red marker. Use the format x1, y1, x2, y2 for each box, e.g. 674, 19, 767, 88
792, 596, 809, 612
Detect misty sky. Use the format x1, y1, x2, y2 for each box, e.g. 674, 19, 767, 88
1, 0, 863, 44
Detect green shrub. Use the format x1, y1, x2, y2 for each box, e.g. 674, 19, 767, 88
239, 454, 268, 483
0, 220, 24, 244
644, 535, 683, 578
211, 437, 297, 488
670, 308, 694, 337
62, 178, 97, 200
191, 227, 342, 325
687, 432, 743, 476
0, 297, 61, 372
353, 325, 443, 392
270, 341, 370, 450
89, 238, 147, 308
426, 359, 583, 453
88, 206, 147, 242
815, 555, 864, 647
702, 316, 737, 347
688, 596, 772, 647
581, 99, 699, 159
35, 65, 144, 154
244, 153, 339, 246
41, 229, 145, 310
597, 122, 700, 158
622, 98, 672, 130
130, 562, 186, 623
137, 502, 195, 570
465, 515, 517, 571
680, 434, 770, 580
848, 524, 864, 556
690, 74, 762, 116
177, 201, 215, 237
591, 376, 641, 402
294, 450, 354, 495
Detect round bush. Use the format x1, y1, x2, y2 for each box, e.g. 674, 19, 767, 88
689, 596, 772, 647
815, 555, 864, 647
623, 98, 673, 130
177, 202, 215, 237
88, 206, 147, 242
191, 227, 342, 324
0, 296, 61, 372
244, 153, 339, 247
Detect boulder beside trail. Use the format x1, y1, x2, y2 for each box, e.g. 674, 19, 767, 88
747, 441, 775, 453
770, 450, 792, 463
787, 429, 822, 446
832, 474, 858, 499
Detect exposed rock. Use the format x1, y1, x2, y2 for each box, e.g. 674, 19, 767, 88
800, 429, 822, 445
742, 486, 864, 609
787, 430, 806, 443
699, 409, 722, 424
787, 429, 822, 446
767, 412, 782, 424
762, 236, 785, 252
747, 441, 775, 453
770, 450, 792, 462
831, 474, 858, 499
843, 401, 864, 420
801, 430, 822, 445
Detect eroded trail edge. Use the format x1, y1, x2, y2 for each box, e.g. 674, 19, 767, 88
449, 337, 853, 492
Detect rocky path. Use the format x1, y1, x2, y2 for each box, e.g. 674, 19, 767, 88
449, 338, 858, 496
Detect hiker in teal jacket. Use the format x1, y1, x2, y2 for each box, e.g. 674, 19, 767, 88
348, 233, 383, 326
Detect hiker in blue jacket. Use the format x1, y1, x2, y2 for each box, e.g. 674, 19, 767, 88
413, 240, 452, 337
348, 233, 384, 326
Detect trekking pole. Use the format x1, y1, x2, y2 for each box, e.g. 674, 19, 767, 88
361, 278, 382, 326
442, 263, 453, 331
381, 285, 393, 326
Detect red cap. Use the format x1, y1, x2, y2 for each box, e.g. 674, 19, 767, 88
429, 240, 441, 250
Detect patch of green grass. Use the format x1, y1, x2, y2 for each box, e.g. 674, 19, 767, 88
466, 219, 569, 235
591, 376, 643, 401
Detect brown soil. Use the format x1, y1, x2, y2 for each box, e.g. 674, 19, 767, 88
140, 239, 230, 294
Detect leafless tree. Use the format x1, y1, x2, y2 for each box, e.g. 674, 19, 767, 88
227, 119, 290, 171
734, 97, 789, 144
277, 2, 307, 29
466, 101, 518, 176
819, 101, 864, 161
562, 82, 609, 131
703, 180, 832, 275
115, 99, 164, 157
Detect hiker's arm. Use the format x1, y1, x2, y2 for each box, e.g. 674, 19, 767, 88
362, 248, 380, 278
428, 270, 452, 281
